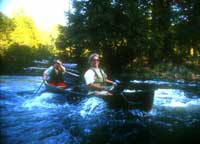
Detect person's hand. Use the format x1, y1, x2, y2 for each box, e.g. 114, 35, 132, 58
102, 86, 110, 91
109, 85, 115, 91
56, 61, 65, 72
57, 61, 62, 66
43, 75, 46, 81
102, 85, 115, 91
106, 92, 112, 96
112, 82, 117, 86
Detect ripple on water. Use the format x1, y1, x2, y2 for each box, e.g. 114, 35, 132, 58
154, 89, 200, 110
22, 92, 70, 110
1, 76, 200, 144
79, 97, 107, 118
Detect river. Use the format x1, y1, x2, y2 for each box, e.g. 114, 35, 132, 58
0, 75, 200, 144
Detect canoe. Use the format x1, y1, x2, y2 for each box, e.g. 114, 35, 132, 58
44, 81, 87, 103
44, 81, 154, 112
98, 84, 155, 112
108, 89, 154, 112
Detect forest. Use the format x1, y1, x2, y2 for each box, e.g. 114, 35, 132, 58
0, 0, 200, 79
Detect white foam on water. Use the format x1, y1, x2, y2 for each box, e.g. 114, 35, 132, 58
130, 80, 173, 85
80, 97, 106, 118
23, 93, 69, 109
123, 89, 142, 93
154, 89, 200, 111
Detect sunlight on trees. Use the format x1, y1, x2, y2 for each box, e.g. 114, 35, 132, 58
0, 9, 60, 73
1, 0, 200, 75
0, 12, 15, 56
10, 9, 42, 48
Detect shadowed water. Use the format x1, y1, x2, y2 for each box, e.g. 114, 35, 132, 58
0, 75, 200, 144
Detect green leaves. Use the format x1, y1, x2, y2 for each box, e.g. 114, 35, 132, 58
58, 0, 200, 73
11, 11, 42, 47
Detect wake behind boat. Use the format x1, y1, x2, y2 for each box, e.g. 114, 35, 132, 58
44, 80, 155, 112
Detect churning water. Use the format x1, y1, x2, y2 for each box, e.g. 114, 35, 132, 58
0, 75, 200, 144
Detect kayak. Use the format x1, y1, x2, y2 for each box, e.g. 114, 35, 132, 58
44, 81, 154, 112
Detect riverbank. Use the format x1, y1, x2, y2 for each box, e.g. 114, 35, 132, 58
1, 62, 200, 82
123, 63, 200, 81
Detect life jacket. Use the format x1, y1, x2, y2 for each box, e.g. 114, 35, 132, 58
48, 67, 64, 83
91, 68, 107, 87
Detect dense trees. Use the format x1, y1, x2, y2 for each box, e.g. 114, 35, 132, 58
0, 12, 15, 57
10, 10, 42, 47
0, 11, 53, 73
0, 0, 199, 75
56, 0, 200, 74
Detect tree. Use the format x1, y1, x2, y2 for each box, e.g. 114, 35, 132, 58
55, 25, 75, 60
65, 0, 149, 73
10, 9, 42, 48
173, 0, 200, 63
58, 0, 200, 74
0, 12, 15, 56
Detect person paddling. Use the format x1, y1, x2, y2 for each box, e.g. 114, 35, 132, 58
43, 59, 67, 88
84, 53, 117, 96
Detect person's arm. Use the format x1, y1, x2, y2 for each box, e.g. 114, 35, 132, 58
60, 65, 66, 73
43, 66, 53, 81
100, 69, 116, 86
106, 79, 117, 86
43, 72, 47, 81
89, 83, 112, 96
88, 83, 104, 91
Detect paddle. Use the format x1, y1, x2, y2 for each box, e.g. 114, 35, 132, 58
33, 80, 45, 96
110, 80, 122, 92
66, 71, 80, 77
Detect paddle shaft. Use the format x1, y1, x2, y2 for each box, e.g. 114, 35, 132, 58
66, 71, 80, 77
34, 80, 44, 95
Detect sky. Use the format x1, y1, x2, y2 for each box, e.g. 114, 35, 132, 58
0, 0, 70, 31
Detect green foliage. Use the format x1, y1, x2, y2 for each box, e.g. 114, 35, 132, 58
0, 43, 54, 74
10, 9, 42, 47
173, 0, 200, 59
34, 44, 53, 60
56, 0, 200, 75
1, 0, 199, 75
0, 12, 15, 56
64, 0, 150, 73
0, 11, 55, 74
55, 25, 75, 59
2, 43, 35, 73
